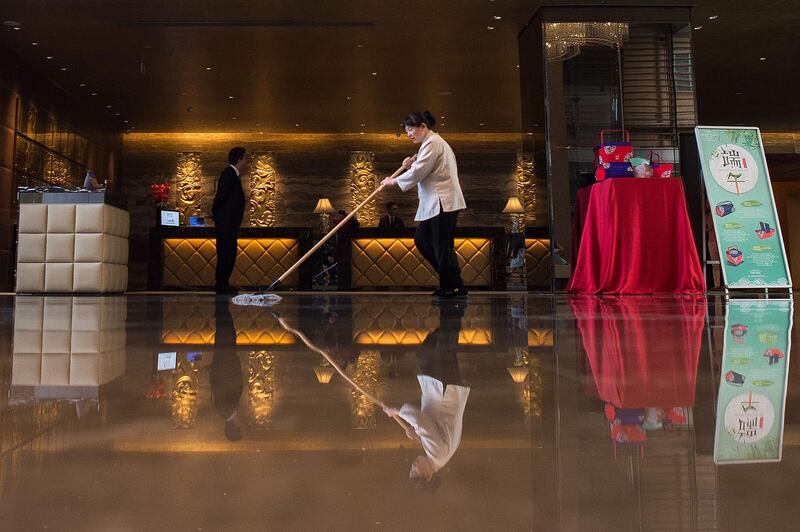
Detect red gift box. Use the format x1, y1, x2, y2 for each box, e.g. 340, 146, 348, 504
650, 151, 674, 178
595, 129, 633, 165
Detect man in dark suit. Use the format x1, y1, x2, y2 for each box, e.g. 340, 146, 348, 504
378, 202, 405, 229
212, 147, 248, 294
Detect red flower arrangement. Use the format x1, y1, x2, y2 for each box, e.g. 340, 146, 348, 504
151, 173, 170, 208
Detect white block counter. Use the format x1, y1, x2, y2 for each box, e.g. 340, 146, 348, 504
16, 192, 129, 293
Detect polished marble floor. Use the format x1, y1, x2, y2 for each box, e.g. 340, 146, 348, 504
0, 293, 796, 531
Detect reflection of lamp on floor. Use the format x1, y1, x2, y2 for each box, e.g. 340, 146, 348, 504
313, 360, 335, 384
313, 198, 336, 233
503, 196, 526, 233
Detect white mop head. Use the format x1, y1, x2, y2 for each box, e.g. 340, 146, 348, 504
231, 293, 283, 307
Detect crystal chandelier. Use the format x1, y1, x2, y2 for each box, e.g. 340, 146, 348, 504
545, 22, 629, 63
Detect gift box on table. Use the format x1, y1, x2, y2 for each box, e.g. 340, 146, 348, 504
594, 129, 633, 164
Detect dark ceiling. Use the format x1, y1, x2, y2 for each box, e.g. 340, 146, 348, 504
1, 0, 798, 133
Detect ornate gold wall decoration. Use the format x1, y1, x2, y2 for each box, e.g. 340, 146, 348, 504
248, 152, 277, 227
348, 350, 380, 429
516, 151, 536, 226
171, 360, 199, 429
44, 152, 71, 186
523, 353, 543, 418
248, 350, 275, 426
349, 152, 377, 226
176, 152, 203, 223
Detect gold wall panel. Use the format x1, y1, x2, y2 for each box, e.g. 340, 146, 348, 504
175, 152, 203, 222
248, 350, 275, 426
525, 238, 551, 289
516, 151, 536, 227
171, 360, 199, 429
351, 238, 492, 287
248, 152, 277, 227
162, 238, 299, 288
348, 350, 379, 429
349, 152, 377, 226
160, 300, 295, 345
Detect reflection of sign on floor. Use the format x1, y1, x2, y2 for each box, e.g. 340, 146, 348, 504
724, 392, 774, 444
714, 299, 792, 464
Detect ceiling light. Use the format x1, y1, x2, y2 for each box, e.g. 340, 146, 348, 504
205, 66, 212, 71
371, 72, 377, 76
346, 96, 352, 100
479, 122, 485, 126
45, 56, 53, 60
440, 116, 445, 119
228, 95, 234, 99
359, 132, 364, 135
487, 26, 495, 30
3, 21, 22, 28
295, 123, 300, 127
760, 57, 766, 61
114, 112, 120, 116
79, 83, 86, 87
105, 105, 112, 108
360, 123, 365, 127
31, 42, 38, 45
13, 26, 20, 31
232, 116, 237, 120
694, 26, 703, 30
356, 43, 364, 48
91, 92, 98, 96
60, 67, 67, 71
124, 120, 129, 123
709, 15, 718, 20
493, 16, 502, 20
259, 131, 264, 135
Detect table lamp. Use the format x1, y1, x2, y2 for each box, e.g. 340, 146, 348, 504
503, 196, 526, 232
313, 198, 336, 233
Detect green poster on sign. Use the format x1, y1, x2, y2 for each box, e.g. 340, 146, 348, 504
696, 126, 792, 288
714, 299, 793, 464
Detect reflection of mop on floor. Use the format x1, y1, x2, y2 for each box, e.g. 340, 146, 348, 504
271, 311, 411, 432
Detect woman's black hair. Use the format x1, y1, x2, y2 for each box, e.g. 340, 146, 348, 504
403, 111, 436, 129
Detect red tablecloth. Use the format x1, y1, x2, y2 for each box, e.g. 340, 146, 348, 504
568, 178, 705, 294
570, 296, 705, 408
570, 186, 593, 275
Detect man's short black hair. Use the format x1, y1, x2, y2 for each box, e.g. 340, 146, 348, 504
228, 147, 246, 165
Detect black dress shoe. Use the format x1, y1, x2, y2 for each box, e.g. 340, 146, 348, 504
436, 287, 469, 300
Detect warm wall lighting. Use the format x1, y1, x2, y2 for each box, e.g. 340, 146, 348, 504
506, 366, 529, 384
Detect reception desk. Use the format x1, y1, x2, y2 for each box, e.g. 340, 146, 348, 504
149, 226, 508, 290
16, 191, 130, 293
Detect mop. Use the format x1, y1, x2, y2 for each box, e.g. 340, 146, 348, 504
232, 164, 407, 308
272, 311, 411, 432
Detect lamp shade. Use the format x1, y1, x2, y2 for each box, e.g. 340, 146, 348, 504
313, 366, 336, 384
503, 196, 525, 214
506, 366, 529, 383
313, 198, 336, 214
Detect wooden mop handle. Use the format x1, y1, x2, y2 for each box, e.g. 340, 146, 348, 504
272, 165, 406, 287
273, 313, 411, 432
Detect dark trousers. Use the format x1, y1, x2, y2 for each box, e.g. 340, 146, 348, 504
414, 209, 464, 291
215, 226, 239, 291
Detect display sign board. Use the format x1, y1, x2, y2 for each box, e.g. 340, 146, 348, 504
696, 126, 792, 289
160, 210, 180, 227
714, 299, 792, 464
157, 352, 178, 371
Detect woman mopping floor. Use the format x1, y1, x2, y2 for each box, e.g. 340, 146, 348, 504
381, 111, 468, 300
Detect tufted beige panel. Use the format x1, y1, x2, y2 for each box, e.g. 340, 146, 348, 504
12, 297, 127, 387
351, 238, 492, 288
160, 300, 295, 345
16, 204, 130, 293
525, 238, 551, 289
162, 238, 299, 288
351, 300, 492, 345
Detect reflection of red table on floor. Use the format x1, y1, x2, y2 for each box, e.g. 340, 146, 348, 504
570, 297, 705, 409
568, 178, 705, 294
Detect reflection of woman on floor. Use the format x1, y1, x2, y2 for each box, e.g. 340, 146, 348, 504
212, 299, 244, 441
383, 302, 470, 489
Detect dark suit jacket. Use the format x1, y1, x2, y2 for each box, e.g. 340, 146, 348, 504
212, 166, 245, 229
378, 215, 405, 229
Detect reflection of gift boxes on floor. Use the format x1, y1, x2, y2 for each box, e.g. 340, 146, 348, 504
755, 221, 776, 239
726, 245, 744, 266
716, 201, 735, 217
